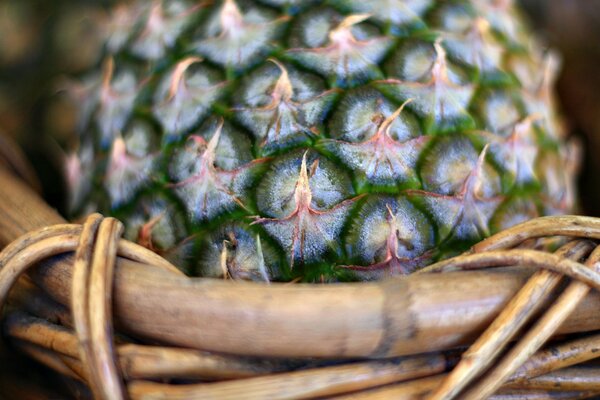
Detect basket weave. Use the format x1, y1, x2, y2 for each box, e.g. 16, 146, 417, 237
3, 139, 600, 399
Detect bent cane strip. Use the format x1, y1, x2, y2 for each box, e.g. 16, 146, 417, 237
5, 312, 304, 380
0, 232, 80, 313
462, 246, 600, 400
512, 333, 600, 381
71, 214, 103, 398
15, 341, 85, 382
89, 218, 126, 399
504, 367, 600, 392
419, 249, 600, 284
71, 215, 127, 400
127, 354, 447, 400
427, 240, 595, 399
471, 216, 600, 252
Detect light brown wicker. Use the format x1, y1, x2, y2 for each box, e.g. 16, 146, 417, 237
3, 139, 600, 399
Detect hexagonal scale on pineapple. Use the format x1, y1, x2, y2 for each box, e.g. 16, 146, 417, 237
377, 41, 474, 127
343, 195, 434, 279
441, 17, 505, 73
96, 58, 139, 146
193, 0, 289, 69
130, 0, 201, 60
473, 115, 541, 185
153, 57, 227, 138
256, 149, 354, 218
325, 98, 429, 186
490, 196, 539, 232
168, 119, 267, 221
520, 53, 564, 140
475, 90, 523, 134
122, 194, 190, 270
105, 3, 145, 54
287, 12, 392, 84
410, 140, 503, 240
330, 0, 432, 26
385, 40, 441, 82
233, 59, 338, 152
105, 122, 157, 207
429, 1, 474, 33
538, 140, 580, 215
199, 118, 255, 170
472, 0, 524, 44
328, 87, 421, 142
197, 223, 280, 281
431, 4, 506, 73
508, 50, 551, 94
254, 151, 359, 267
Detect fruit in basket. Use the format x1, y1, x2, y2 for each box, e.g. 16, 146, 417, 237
64, 0, 578, 282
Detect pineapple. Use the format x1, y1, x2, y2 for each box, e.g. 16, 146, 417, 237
64, 0, 578, 282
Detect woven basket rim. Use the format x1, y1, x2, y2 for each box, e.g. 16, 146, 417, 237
3, 154, 600, 399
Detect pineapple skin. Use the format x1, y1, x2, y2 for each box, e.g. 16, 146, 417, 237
66, 0, 578, 282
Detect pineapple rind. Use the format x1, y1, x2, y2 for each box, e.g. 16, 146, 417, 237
67, 0, 577, 282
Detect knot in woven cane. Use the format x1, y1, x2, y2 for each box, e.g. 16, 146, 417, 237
0, 212, 183, 400
71, 214, 125, 399
418, 218, 600, 400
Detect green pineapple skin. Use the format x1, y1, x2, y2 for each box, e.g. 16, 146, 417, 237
66, 0, 578, 282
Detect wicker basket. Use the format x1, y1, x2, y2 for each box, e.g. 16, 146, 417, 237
3, 138, 600, 399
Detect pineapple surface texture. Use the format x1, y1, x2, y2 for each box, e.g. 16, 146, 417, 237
66, 0, 578, 282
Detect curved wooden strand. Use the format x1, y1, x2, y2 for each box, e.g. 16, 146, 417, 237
420, 249, 583, 274
462, 246, 600, 400
0, 224, 80, 268
428, 240, 595, 400
71, 213, 104, 399
117, 240, 183, 276
418, 249, 600, 292
4, 311, 304, 381
71, 215, 127, 400
419, 218, 600, 400
0, 220, 179, 313
503, 367, 600, 392
88, 218, 126, 400
0, 234, 80, 312
126, 354, 448, 400
472, 216, 600, 252
512, 333, 600, 381
15, 341, 84, 383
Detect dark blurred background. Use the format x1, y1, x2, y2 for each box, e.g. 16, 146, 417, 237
520, 0, 600, 216
0, 0, 111, 214
0, 3, 110, 395
1, 0, 600, 216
